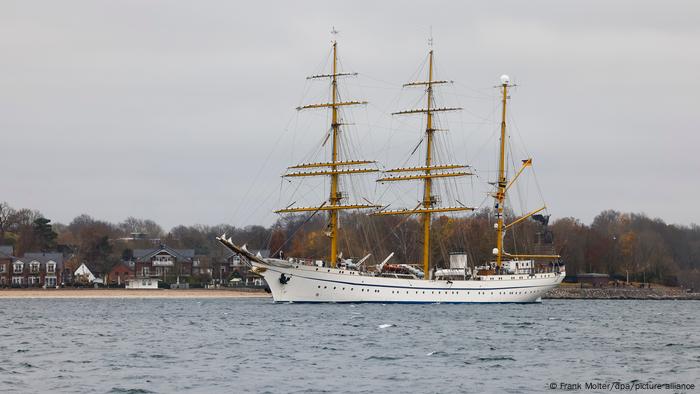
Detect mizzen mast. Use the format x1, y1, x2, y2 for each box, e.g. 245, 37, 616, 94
493, 75, 559, 269
375, 49, 473, 279
494, 75, 510, 269
275, 38, 380, 268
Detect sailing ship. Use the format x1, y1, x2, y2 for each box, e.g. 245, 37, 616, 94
217, 39, 565, 303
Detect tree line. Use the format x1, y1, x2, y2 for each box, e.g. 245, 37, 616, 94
1, 202, 698, 288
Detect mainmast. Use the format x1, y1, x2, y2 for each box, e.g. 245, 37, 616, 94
375, 49, 473, 280
493, 75, 559, 269
275, 39, 380, 268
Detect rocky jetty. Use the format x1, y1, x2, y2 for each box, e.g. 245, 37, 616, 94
545, 286, 700, 300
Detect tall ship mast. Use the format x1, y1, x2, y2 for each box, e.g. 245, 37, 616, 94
217, 37, 565, 304
492, 75, 560, 269
375, 48, 473, 279
273, 39, 380, 268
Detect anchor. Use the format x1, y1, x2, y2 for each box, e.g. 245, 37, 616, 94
279, 273, 290, 285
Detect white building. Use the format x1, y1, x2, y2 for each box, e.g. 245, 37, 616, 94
74, 263, 97, 282
126, 277, 158, 289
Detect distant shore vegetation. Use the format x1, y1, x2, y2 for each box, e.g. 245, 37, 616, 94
1, 201, 698, 288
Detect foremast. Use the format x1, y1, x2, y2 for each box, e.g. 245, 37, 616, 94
275, 40, 380, 268
493, 76, 559, 269
375, 49, 473, 280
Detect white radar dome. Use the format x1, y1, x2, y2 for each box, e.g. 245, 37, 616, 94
492, 248, 499, 255
500, 74, 510, 85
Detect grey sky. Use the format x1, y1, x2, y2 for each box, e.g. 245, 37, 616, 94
2, 1, 698, 230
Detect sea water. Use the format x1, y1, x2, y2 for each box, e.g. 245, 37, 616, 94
0, 298, 698, 393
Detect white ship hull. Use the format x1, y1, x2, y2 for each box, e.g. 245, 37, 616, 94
254, 260, 564, 304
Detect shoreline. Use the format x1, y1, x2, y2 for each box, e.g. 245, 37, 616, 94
0, 288, 271, 299
544, 286, 700, 300
1, 287, 698, 300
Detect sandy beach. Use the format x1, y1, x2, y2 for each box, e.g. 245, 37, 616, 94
0, 288, 271, 299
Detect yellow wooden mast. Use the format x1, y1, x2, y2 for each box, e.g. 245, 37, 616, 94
422, 50, 435, 280
276, 39, 380, 268
375, 49, 473, 279
493, 76, 559, 269
329, 40, 340, 267
495, 76, 510, 269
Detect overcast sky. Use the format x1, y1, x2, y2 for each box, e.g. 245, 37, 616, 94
2, 1, 698, 230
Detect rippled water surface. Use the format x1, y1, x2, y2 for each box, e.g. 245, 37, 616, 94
0, 298, 698, 393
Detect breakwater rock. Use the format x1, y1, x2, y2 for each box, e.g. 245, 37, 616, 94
545, 286, 700, 300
